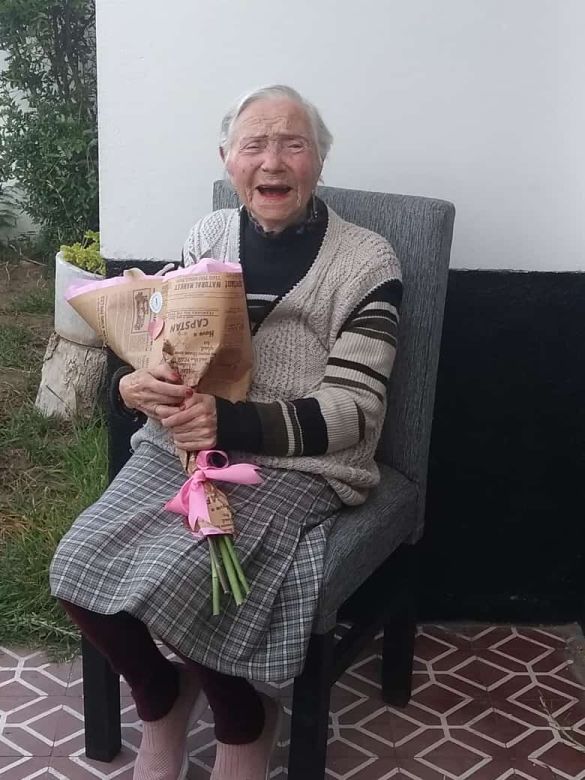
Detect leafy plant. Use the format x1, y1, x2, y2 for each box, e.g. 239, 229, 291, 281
0, 0, 98, 251
60, 229, 104, 274
0, 185, 16, 232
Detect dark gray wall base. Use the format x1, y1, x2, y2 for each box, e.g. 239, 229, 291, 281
105, 262, 585, 626
421, 269, 585, 625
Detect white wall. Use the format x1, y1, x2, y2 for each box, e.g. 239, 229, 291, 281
96, 0, 585, 271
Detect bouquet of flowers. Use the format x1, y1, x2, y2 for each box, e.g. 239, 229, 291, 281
166, 448, 261, 614
67, 261, 258, 614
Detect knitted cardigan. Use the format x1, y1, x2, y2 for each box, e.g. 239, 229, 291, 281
131, 206, 401, 505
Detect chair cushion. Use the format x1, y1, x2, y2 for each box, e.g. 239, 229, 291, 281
313, 464, 418, 633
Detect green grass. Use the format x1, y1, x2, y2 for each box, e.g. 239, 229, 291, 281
0, 407, 107, 657
8, 285, 54, 315
0, 324, 40, 369
0, 279, 107, 657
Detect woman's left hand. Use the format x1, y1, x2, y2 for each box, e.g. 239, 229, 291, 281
159, 393, 217, 451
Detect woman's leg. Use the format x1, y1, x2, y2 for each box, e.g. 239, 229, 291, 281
62, 598, 266, 739
60, 599, 179, 721
169, 646, 264, 744
62, 600, 278, 776
61, 600, 204, 780
170, 648, 280, 779
204, 682, 280, 780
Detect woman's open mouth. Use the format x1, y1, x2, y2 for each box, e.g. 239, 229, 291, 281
256, 185, 292, 200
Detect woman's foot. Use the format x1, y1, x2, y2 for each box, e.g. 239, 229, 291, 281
133, 664, 206, 780
210, 692, 282, 780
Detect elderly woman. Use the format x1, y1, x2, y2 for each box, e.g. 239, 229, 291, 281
50, 85, 402, 780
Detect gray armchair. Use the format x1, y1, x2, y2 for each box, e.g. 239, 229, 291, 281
214, 181, 455, 778
83, 183, 455, 779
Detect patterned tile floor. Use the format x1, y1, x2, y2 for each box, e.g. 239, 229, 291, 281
1, 625, 585, 779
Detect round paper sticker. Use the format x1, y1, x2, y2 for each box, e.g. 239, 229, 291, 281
149, 291, 163, 314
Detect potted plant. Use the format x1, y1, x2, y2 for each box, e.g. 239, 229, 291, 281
55, 231, 105, 347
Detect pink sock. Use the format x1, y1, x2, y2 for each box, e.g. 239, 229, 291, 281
210, 693, 282, 780
133, 665, 206, 780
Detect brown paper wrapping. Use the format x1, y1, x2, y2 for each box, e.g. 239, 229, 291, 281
202, 482, 235, 535
69, 265, 253, 479
69, 267, 252, 402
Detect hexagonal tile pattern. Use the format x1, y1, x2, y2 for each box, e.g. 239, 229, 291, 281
0, 625, 583, 778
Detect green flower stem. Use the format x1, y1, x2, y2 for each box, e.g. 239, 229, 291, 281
219, 536, 244, 606
208, 537, 229, 594
210, 550, 221, 616
224, 536, 250, 595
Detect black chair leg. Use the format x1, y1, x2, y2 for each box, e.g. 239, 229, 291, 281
288, 631, 334, 780
381, 588, 416, 707
81, 637, 122, 761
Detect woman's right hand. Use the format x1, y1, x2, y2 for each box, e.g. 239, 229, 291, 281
118, 364, 192, 421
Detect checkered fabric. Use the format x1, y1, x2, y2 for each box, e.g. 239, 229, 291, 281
49, 442, 341, 682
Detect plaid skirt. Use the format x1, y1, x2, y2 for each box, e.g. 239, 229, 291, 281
49, 442, 341, 681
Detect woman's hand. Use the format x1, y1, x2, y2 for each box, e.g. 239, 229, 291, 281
159, 393, 217, 452
119, 364, 192, 421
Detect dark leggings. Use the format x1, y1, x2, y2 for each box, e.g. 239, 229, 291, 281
60, 600, 264, 744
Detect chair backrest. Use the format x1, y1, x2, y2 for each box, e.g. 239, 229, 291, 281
213, 181, 455, 532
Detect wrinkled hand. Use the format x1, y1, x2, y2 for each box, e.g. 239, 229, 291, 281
159, 393, 217, 452
119, 364, 192, 421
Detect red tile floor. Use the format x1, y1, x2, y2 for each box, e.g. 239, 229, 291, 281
1, 624, 585, 779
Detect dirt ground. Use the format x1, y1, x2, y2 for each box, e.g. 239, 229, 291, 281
0, 259, 53, 405
0, 260, 54, 524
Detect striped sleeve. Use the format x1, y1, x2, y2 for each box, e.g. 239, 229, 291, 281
215, 279, 401, 456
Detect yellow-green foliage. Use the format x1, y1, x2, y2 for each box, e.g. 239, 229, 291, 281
60, 230, 105, 275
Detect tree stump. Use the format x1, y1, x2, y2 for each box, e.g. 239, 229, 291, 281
35, 332, 107, 420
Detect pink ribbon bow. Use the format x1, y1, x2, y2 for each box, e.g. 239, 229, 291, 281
165, 450, 262, 538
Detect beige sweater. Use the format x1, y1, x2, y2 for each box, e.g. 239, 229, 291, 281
132, 206, 401, 505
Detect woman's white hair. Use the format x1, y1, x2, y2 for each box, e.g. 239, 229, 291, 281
219, 85, 333, 164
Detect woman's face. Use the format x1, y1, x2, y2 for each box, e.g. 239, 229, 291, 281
223, 98, 322, 233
